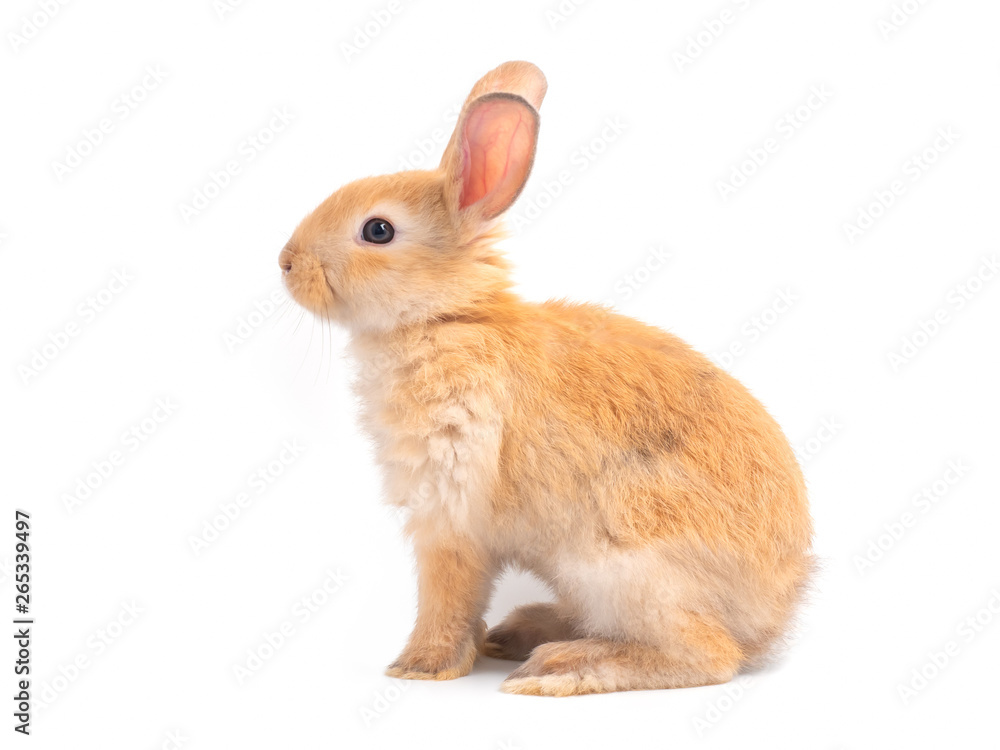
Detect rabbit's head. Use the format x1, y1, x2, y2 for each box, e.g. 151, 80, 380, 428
279, 61, 546, 333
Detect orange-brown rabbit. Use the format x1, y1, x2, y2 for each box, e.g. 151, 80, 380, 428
279, 61, 814, 696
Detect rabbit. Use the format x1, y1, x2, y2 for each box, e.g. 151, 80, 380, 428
278, 61, 814, 696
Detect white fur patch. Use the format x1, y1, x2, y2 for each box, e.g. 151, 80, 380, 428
349, 337, 501, 536
555, 548, 685, 644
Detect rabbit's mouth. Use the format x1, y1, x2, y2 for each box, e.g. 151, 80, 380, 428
322, 272, 340, 305
279, 244, 339, 317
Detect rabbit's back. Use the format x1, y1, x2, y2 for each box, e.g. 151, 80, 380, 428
494, 298, 811, 555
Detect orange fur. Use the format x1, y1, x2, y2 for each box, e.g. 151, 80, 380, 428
280, 61, 814, 695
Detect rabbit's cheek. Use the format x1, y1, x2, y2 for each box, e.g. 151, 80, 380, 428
343, 249, 391, 289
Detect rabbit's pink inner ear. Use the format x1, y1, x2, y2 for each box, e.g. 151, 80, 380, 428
459, 96, 537, 219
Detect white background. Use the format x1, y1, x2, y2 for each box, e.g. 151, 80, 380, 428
3, 0, 999, 748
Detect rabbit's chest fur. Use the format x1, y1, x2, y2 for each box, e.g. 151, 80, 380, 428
348, 326, 505, 536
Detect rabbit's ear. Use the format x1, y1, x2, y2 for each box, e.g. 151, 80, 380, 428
440, 62, 546, 164
455, 60, 547, 117
442, 92, 540, 221
440, 62, 546, 222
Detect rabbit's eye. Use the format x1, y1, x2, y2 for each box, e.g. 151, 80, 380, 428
361, 218, 395, 244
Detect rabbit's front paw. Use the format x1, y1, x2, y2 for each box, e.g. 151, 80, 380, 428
385, 646, 473, 681
386, 621, 484, 681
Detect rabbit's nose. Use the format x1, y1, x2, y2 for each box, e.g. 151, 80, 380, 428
278, 248, 293, 274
